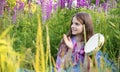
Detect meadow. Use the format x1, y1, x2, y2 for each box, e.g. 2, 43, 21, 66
0, 0, 120, 72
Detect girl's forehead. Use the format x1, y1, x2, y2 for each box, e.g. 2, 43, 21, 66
72, 16, 84, 24
72, 16, 78, 21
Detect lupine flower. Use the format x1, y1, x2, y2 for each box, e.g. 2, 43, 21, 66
77, 0, 80, 7
12, 0, 25, 23
37, 0, 46, 23
12, 6, 17, 23
40, 0, 46, 23
96, 0, 100, 6
58, 0, 65, 9
84, 0, 90, 8
77, 0, 87, 7
0, 0, 5, 16
87, 0, 91, 4
18, 1, 24, 11
101, 2, 108, 12
36, 0, 41, 5
45, 0, 52, 20
37, 0, 53, 23
53, 2, 58, 11
80, 0, 85, 6
66, 0, 73, 9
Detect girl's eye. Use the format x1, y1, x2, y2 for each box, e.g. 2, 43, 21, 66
75, 23, 79, 25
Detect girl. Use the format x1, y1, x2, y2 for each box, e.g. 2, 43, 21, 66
56, 12, 94, 72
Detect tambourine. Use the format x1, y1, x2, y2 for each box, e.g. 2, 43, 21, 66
84, 33, 105, 55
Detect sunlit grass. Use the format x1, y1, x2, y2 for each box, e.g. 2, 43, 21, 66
34, 14, 45, 72
33, 14, 55, 72
0, 26, 20, 72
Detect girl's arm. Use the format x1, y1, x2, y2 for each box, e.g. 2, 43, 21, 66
56, 34, 73, 70
62, 34, 73, 68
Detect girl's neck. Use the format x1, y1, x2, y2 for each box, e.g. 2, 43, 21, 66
74, 35, 84, 49
74, 34, 83, 42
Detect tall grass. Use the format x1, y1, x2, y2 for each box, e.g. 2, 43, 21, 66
34, 14, 45, 72
34, 14, 55, 72
0, 26, 20, 72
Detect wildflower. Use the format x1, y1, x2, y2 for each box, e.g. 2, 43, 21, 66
45, 0, 52, 20
0, 0, 5, 16
12, 6, 17, 23
66, 0, 73, 9
18, 1, 25, 11
101, 2, 108, 12
58, 0, 65, 8
96, 0, 100, 6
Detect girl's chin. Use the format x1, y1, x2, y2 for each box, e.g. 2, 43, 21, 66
72, 33, 77, 35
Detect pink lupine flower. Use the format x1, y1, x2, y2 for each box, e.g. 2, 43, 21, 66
96, 0, 100, 6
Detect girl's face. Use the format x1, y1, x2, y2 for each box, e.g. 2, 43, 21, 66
71, 16, 83, 35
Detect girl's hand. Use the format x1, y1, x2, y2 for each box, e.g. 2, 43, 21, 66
63, 34, 73, 49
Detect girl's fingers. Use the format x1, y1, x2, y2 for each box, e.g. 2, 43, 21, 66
68, 37, 71, 41
63, 34, 69, 42
63, 34, 73, 49
63, 34, 71, 41
63, 34, 72, 43
63, 34, 67, 42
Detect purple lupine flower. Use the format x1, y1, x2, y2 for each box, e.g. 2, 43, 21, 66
39, 0, 44, 3
12, 6, 17, 23
66, 0, 73, 9
80, 0, 84, 6
77, 0, 80, 7
82, 0, 88, 7
96, 0, 100, 6
12, 0, 25, 23
0, 0, 5, 16
40, 0, 46, 23
77, 0, 87, 7
101, 2, 108, 12
87, 0, 91, 4
45, 0, 52, 19
53, 2, 58, 11
36, 0, 44, 5
58, 0, 65, 9
18, 1, 24, 11
84, 0, 90, 8
36, 0, 41, 5
40, 0, 53, 23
